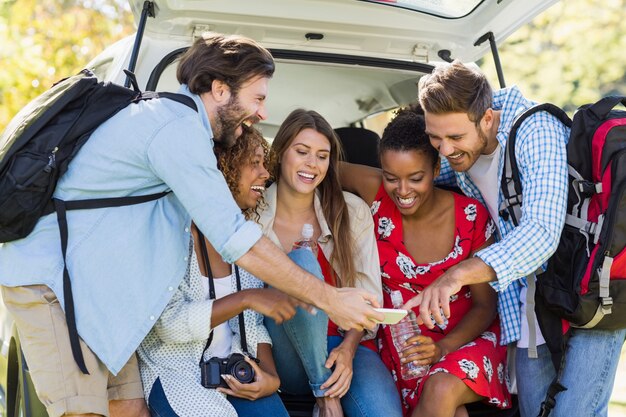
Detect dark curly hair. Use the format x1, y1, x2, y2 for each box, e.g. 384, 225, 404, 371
379, 103, 438, 169
216, 125, 269, 222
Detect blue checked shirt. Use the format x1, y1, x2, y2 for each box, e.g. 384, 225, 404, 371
436, 86, 570, 345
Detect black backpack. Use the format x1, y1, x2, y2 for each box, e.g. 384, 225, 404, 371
499, 97, 626, 415
0, 69, 197, 373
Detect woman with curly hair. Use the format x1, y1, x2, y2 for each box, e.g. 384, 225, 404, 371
259, 109, 402, 417
137, 126, 301, 417
340, 105, 510, 417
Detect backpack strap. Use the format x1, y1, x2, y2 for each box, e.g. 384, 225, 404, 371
140, 91, 198, 113
526, 276, 539, 359
499, 103, 572, 226
122, 68, 198, 113
573, 255, 613, 329
587, 96, 626, 120
537, 331, 571, 417
54, 191, 170, 374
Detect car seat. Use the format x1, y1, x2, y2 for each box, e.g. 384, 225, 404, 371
334, 127, 381, 168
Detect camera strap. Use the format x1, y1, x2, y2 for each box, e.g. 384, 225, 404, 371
195, 227, 250, 365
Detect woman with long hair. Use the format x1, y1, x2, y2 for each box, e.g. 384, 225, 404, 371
259, 109, 402, 417
138, 127, 299, 417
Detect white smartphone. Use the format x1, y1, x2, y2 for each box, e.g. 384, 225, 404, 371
373, 308, 408, 324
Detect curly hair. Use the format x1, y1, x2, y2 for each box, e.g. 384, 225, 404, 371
379, 103, 438, 169
216, 125, 270, 222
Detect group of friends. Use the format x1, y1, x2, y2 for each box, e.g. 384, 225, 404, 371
0, 32, 624, 417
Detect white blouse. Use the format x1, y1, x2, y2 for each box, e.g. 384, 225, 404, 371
137, 238, 272, 416
258, 184, 383, 339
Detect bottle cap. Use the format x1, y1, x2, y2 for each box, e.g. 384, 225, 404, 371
301, 223, 314, 239
390, 290, 404, 308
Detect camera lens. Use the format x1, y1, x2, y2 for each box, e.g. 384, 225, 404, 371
231, 360, 255, 383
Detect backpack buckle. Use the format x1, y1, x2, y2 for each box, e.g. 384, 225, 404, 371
576, 180, 601, 196
600, 297, 613, 315
592, 215, 605, 244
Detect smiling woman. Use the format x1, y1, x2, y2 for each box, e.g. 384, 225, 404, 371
257, 108, 402, 417
136, 126, 295, 417
339, 105, 508, 417
216, 126, 271, 221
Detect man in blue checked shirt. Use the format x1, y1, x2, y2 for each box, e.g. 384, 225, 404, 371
404, 61, 625, 417
0, 33, 383, 417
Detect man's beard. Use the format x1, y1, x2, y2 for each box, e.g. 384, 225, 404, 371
214, 96, 248, 148
478, 125, 490, 150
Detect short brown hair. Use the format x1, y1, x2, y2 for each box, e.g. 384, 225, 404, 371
177, 32, 275, 96
418, 60, 492, 124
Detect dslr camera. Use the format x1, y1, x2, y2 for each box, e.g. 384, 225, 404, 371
200, 353, 256, 388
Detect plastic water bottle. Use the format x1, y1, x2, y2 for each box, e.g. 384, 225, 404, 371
292, 223, 318, 257
389, 290, 429, 379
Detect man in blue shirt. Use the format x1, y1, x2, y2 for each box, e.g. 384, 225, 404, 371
0, 33, 383, 417
404, 61, 625, 417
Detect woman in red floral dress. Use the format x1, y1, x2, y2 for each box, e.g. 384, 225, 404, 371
340, 106, 510, 417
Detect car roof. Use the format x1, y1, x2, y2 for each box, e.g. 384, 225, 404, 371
130, 0, 560, 63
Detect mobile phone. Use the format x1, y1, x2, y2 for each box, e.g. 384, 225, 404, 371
373, 308, 408, 324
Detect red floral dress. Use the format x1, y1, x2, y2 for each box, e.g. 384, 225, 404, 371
372, 185, 510, 416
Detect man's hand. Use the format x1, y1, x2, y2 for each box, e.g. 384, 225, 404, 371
323, 287, 383, 332
245, 288, 309, 324
403, 257, 496, 328
403, 270, 461, 329
217, 356, 280, 400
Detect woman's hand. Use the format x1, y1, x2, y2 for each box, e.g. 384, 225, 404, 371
320, 340, 358, 398
217, 355, 280, 400
245, 288, 305, 323
399, 334, 445, 367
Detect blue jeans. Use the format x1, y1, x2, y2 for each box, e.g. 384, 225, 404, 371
266, 249, 403, 417
229, 394, 290, 417
147, 377, 289, 417
328, 336, 403, 417
516, 328, 626, 417
148, 378, 178, 417
265, 248, 330, 397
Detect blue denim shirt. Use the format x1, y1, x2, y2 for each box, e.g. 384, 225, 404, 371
0, 85, 262, 374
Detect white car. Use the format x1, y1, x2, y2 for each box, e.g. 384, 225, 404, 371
0, 0, 559, 415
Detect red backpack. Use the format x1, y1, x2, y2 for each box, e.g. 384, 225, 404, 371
500, 97, 626, 415
501, 97, 626, 332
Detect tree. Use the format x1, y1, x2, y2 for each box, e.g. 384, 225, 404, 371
479, 0, 626, 112
0, 0, 134, 130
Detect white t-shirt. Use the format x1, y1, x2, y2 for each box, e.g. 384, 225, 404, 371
467, 145, 545, 348
467, 144, 502, 225
202, 274, 234, 358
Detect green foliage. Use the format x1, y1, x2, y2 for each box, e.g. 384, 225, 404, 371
0, 0, 133, 131
479, 0, 626, 112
